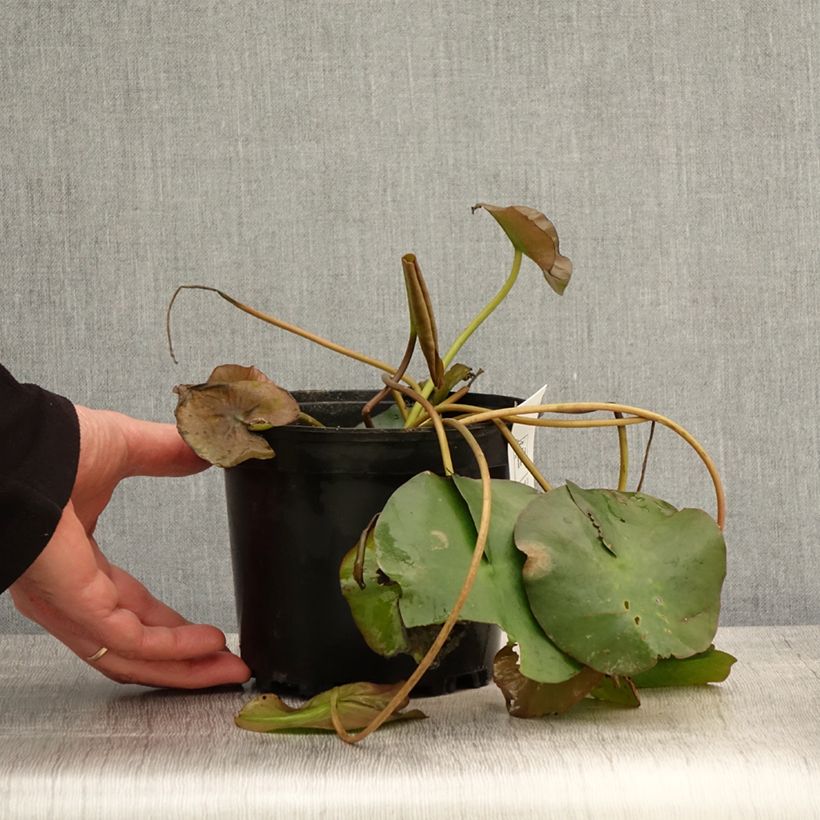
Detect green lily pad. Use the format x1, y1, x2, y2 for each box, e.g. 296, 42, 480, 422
356, 404, 406, 429
340, 524, 443, 663
235, 681, 426, 734
452, 476, 580, 682
361, 473, 578, 683
373, 472, 492, 625
631, 646, 736, 687
340, 526, 411, 658
515, 483, 727, 677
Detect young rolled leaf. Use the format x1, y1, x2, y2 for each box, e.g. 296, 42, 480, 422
493, 644, 603, 718
630, 646, 736, 688
402, 253, 445, 388
356, 472, 579, 683
472, 203, 572, 295
235, 682, 426, 734
430, 363, 475, 406
174, 364, 300, 468
515, 483, 727, 677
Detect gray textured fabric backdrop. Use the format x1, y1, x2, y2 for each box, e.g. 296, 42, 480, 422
1, 1, 817, 633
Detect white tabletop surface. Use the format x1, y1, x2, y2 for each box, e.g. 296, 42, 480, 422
1, 625, 818, 820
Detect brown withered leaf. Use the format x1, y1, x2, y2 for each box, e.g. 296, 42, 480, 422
234, 681, 427, 734
174, 364, 299, 468
493, 644, 602, 718
402, 253, 445, 388
206, 364, 273, 384
472, 203, 572, 295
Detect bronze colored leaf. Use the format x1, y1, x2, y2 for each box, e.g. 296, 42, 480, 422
234, 681, 427, 734
493, 644, 602, 718
472, 203, 572, 295
402, 253, 445, 388
206, 364, 273, 385
173, 364, 299, 468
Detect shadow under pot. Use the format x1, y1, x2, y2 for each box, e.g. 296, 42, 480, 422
224, 390, 518, 699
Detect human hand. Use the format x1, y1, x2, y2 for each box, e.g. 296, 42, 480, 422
10, 405, 251, 688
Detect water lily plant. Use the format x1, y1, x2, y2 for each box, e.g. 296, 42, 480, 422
167, 203, 733, 744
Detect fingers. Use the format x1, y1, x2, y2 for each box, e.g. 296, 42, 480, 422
88, 648, 251, 689
15, 490, 250, 688
93, 609, 230, 661
106, 564, 192, 627
116, 415, 209, 478
60, 624, 250, 688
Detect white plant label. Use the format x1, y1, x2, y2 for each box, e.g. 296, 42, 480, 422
507, 384, 547, 488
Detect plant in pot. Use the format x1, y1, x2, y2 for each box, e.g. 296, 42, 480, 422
167, 203, 734, 744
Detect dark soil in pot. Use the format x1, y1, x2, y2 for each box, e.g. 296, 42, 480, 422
224, 390, 519, 699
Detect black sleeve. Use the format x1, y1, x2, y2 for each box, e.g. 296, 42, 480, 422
1, 365, 80, 593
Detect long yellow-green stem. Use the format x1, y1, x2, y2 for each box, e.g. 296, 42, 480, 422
167, 284, 422, 393
390, 390, 409, 421
382, 378, 454, 475
331, 416, 492, 744
411, 378, 481, 428
404, 249, 523, 427
421, 404, 648, 430
457, 402, 726, 529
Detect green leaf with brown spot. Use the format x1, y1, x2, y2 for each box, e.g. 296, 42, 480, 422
235, 681, 426, 734
515, 483, 727, 677
359, 473, 578, 683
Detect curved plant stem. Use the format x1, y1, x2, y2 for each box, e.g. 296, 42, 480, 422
411, 369, 484, 428
383, 378, 454, 476
614, 411, 629, 491
391, 390, 409, 421
166, 285, 422, 393
425, 404, 648, 429
352, 515, 378, 590
441, 248, 523, 367
405, 250, 523, 427
330, 415, 492, 744
636, 421, 656, 493
361, 331, 417, 428
491, 419, 553, 492
458, 402, 726, 529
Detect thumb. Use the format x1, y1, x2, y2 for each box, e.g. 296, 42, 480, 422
118, 416, 211, 478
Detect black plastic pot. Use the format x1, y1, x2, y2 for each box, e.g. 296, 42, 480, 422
224, 390, 519, 698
